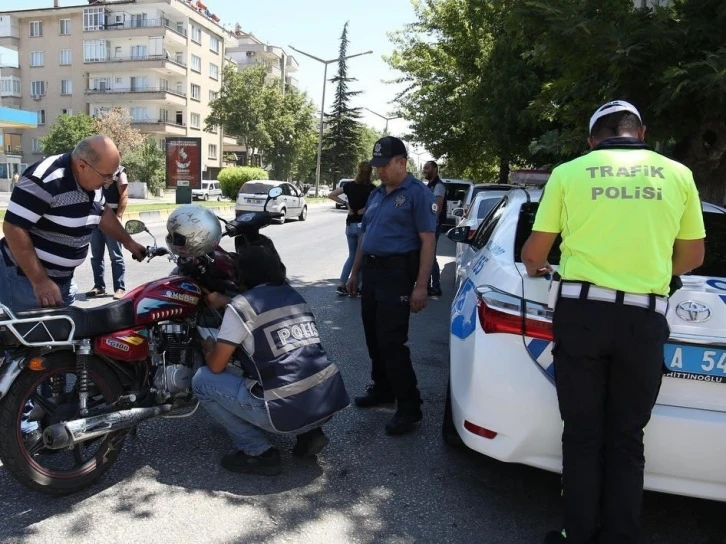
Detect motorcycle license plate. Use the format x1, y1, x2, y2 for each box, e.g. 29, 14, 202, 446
664, 343, 726, 384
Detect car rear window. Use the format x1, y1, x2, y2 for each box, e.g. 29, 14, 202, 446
476, 198, 501, 220
241, 182, 274, 195
446, 183, 470, 203
514, 203, 562, 265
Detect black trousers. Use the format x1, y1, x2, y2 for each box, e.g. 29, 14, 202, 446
552, 297, 669, 544
361, 254, 421, 409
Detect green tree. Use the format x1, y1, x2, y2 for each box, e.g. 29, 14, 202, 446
123, 138, 166, 192
266, 86, 316, 180
357, 124, 383, 165
321, 22, 363, 184
292, 129, 319, 184
40, 114, 95, 155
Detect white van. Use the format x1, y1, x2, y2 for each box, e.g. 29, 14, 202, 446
192, 180, 223, 201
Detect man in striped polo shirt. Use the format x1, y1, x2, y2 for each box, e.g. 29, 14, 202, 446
0, 135, 146, 313
86, 164, 129, 300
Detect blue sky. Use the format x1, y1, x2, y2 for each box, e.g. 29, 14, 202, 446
10, 0, 425, 155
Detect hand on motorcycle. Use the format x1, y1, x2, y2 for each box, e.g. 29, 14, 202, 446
124, 240, 147, 262
32, 277, 63, 307
202, 287, 231, 309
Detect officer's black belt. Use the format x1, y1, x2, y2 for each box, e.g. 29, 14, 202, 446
363, 252, 417, 267
560, 282, 668, 316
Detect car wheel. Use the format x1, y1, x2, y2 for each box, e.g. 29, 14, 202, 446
203, 194, 209, 201
298, 205, 307, 221
276, 208, 286, 224
443, 378, 465, 448
217, 195, 221, 201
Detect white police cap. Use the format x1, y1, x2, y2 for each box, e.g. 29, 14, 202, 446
589, 100, 642, 135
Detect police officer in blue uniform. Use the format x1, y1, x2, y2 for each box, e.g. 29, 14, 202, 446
347, 136, 438, 435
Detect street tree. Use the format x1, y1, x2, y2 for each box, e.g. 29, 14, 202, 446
40, 113, 95, 155
266, 85, 317, 180
322, 22, 363, 183
93, 108, 144, 157
123, 138, 166, 192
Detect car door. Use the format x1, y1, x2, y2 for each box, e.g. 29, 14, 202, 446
285, 184, 301, 215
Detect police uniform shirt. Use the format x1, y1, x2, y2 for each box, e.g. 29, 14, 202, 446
533, 141, 706, 296
360, 173, 437, 256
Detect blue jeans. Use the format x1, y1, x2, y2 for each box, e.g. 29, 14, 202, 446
90, 228, 126, 292
340, 222, 363, 286
429, 227, 442, 290
192, 366, 275, 456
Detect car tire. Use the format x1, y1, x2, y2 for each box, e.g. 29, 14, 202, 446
276, 208, 286, 224
217, 195, 221, 201
203, 194, 209, 201
298, 205, 307, 221
442, 378, 465, 448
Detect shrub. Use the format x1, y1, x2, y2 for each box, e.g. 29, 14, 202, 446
217, 166, 268, 199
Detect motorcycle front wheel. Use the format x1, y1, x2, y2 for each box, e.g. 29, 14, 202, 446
0, 351, 125, 496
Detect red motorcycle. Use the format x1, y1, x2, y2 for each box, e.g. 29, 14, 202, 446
0, 189, 284, 495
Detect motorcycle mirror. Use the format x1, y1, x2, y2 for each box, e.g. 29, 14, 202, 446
125, 220, 147, 235
268, 187, 283, 199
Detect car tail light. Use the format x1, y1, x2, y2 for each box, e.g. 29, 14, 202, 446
464, 420, 498, 439
476, 287, 553, 341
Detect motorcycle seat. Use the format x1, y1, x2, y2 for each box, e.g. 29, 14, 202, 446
6, 299, 136, 343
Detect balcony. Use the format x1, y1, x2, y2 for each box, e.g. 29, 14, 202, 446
131, 119, 187, 136
84, 18, 188, 45
84, 54, 187, 76
286, 55, 299, 73
0, 24, 19, 48
85, 86, 187, 106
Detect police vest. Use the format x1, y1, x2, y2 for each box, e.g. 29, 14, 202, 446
427, 177, 447, 226
229, 284, 350, 433
104, 168, 123, 209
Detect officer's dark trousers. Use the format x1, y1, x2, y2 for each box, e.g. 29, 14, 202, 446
361, 253, 421, 409
553, 297, 669, 544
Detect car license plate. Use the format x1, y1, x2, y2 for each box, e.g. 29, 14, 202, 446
664, 343, 726, 383
246, 198, 261, 204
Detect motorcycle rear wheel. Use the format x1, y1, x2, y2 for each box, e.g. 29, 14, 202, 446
0, 351, 125, 496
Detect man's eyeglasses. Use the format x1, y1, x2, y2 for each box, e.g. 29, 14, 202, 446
82, 159, 117, 183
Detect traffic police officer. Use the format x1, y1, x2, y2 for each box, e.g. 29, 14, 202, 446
347, 136, 437, 436
522, 101, 706, 544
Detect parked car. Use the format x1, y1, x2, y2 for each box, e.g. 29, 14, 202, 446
442, 179, 474, 226
306, 186, 331, 197
445, 189, 726, 502
460, 183, 517, 215
335, 179, 354, 209
192, 180, 223, 201
235, 180, 308, 223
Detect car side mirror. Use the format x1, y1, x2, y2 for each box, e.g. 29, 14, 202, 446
447, 226, 471, 243
452, 208, 464, 218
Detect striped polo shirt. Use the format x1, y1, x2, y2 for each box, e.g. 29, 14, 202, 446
1, 153, 105, 282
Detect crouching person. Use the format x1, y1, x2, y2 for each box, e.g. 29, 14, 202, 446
192, 245, 350, 475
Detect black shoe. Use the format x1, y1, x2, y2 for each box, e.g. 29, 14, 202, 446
385, 408, 423, 436
221, 447, 282, 475
428, 287, 443, 297
292, 427, 330, 458
85, 287, 105, 298
336, 285, 348, 296
543, 530, 567, 543
354, 384, 395, 408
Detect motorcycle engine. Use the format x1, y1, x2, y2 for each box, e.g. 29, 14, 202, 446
152, 322, 199, 397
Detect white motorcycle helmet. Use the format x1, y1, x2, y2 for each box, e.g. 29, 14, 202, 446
165, 204, 222, 258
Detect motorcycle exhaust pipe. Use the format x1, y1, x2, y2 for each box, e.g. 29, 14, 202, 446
42, 405, 172, 450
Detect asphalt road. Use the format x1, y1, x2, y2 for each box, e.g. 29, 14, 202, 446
0, 205, 723, 544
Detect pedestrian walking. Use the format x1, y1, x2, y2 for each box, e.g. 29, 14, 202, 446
329, 161, 376, 296
346, 136, 437, 436
422, 160, 446, 296
522, 100, 706, 544
86, 164, 129, 299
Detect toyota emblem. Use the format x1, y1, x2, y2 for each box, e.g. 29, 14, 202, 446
675, 301, 711, 323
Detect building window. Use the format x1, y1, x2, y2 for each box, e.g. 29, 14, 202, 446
30, 21, 42, 37
208, 144, 218, 159
191, 54, 201, 73
130, 106, 148, 122
209, 90, 218, 101
32, 138, 42, 153
61, 80, 72, 95
59, 49, 72, 66
160, 109, 168, 122
209, 63, 219, 80
209, 124, 218, 134
84, 40, 109, 62
0, 77, 21, 97
59, 19, 71, 35
31, 81, 46, 96
209, 36, 220, 54
62, 108, 73, 115
36, 110, 46, 125
191, 25, 202, 44
131, 45, 148, 60
84, 7, 106, 31
30, 51, 44, 67
190, 113, 200, 129
190, 83, 201, 100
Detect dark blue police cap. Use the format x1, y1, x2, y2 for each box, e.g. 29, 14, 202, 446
370, 136, 408, 167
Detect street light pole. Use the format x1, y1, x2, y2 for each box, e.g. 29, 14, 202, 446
363, 107, 401, 135
289, 46, 373, 197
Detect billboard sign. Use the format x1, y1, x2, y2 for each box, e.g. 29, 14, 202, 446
166, 137, 202, 189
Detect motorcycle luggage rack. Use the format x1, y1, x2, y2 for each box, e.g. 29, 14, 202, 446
0, 304, 77, 348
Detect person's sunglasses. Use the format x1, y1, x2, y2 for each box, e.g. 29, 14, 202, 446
82, 159, 117, 183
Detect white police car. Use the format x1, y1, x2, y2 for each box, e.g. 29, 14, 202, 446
445, 188, 726, 502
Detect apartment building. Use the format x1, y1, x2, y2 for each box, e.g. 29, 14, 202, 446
0, 0, 238, 178
226, 27, 300, 90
